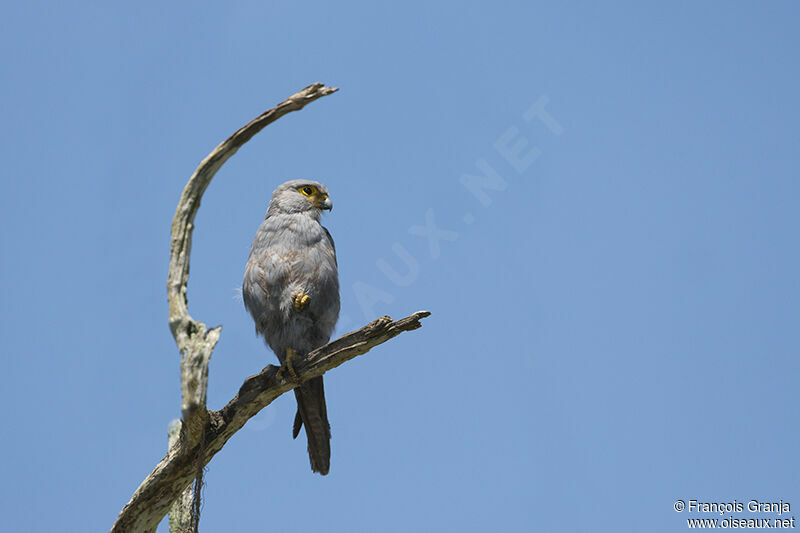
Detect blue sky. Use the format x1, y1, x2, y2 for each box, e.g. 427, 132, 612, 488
1, 2, 798, 532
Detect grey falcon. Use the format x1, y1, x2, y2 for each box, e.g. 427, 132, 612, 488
242, 179, 339, 475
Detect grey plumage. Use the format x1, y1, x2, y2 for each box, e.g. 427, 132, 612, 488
243, 179, 340, 475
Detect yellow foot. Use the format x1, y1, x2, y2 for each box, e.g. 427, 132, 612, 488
278, 347, 300, 383
293, 290, 311, 312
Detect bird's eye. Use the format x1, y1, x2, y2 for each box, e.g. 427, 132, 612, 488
300, 186, 314, 196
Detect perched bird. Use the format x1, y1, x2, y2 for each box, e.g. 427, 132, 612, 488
242, 179, 340, 475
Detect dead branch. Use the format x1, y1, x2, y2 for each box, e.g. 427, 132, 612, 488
111, 311, 429, 532
110, 83, 429, 532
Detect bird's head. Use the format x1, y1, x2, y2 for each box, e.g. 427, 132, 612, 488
268, 179, 333, 217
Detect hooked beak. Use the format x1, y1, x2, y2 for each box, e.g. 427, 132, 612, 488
320, 196, 333, 211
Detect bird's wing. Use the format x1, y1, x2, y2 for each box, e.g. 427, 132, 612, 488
323, 226, 337, 267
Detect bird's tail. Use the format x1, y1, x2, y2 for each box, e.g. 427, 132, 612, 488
292, 376, 331, 475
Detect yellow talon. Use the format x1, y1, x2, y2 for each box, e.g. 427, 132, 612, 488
293, 291, 311, 311
278, 347, 300, 383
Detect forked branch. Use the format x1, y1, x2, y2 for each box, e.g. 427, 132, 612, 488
110, 83, 429, 533
110, 311, 429, 532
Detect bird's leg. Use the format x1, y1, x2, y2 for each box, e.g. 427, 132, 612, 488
292, 290, 311, 312
277, 347, 300, 384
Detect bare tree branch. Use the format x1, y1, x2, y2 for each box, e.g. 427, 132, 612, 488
166, 421, 192, 533
112, 311, 430, 532
110, 83, 429, 532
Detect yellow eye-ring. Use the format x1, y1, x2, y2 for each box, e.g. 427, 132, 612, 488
299, 185, 316, 196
